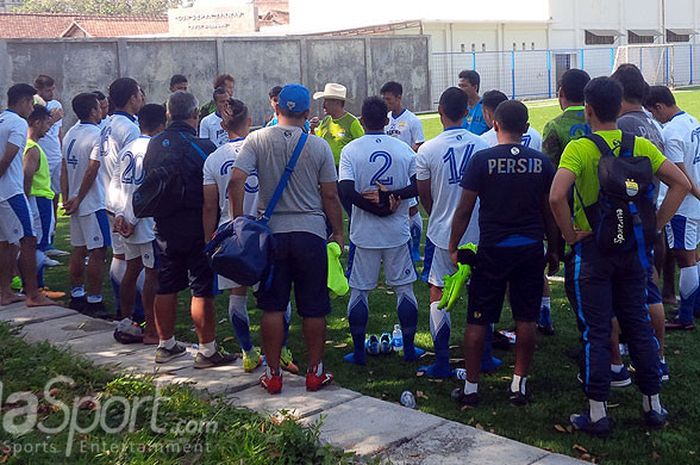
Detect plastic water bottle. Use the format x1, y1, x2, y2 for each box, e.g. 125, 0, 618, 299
392, 324, 403, 353
400, 390, 416, 409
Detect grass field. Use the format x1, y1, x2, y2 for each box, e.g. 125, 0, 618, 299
40, 89, 700, 465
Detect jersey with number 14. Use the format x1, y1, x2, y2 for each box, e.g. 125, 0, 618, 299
416, 127, 489, 249
339, 134, 416, 249
115, 136, 155, 244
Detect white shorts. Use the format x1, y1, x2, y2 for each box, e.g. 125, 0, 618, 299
666, 215, 700, 251
124, 240, 159, 269
348, 242, 417, 291
0, 194, 35, 245
423, 244, 457, 288
216, 275, 248, 291
48, 161, 61, 197
70, 210, 111, 250
107, 214, 125, 255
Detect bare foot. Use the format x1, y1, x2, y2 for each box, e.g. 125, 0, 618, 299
25, 294, 57, 308
1, 293, 26, 306
143, 335, 159, 345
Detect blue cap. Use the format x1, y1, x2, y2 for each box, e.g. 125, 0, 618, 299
278, 84, 310, 114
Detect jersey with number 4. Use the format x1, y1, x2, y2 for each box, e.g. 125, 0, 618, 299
481, 127, 543, 151
63, 122, 104, 216
339, 134, 416, 249
115, 135, 155, 244
416, 127, 489, 249
663, 111, 700, 219
203, 137, 259, 226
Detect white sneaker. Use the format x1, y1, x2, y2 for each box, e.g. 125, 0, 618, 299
44, 258, 61, 267
45, 248, 70, 257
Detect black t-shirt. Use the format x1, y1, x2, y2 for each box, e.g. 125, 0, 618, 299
460, 143, 555, 247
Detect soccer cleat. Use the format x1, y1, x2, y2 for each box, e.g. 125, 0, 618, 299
327, 242, 349, 298
644, 408, 668, 429
343, 352, 366, 365
43, 257, 61, 267
365, 334, 381, 355
155, 342, 188, 364
610, 366, 632, 388
665, 316, 695, 331
10, 276, 22, 291
416, 363, 455, 379
306, 368, 333, 392
260, 368, 283, 394
113, 318, 144, 344
379, 332, 393, 354
438, 244, 477, 311
660, 361, 670, 382
481, 355, 503, 373
403, 346, 426, 362
493, 330, 513, 350
242, 347, 263, 373
194, 348, 239, 369
451, 387, 479, 407
570, 412, 612, 437
45, 248, 70, 257
280, 347, 299, 374
508, 388, 529, 406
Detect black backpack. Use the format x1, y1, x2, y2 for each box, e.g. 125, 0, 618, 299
577, 132, 656, 255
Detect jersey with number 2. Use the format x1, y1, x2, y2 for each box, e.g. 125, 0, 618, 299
339, 134, 416, 249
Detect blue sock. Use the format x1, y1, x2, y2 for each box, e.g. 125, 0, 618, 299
410, 216, 422, 262
481, 325, 502, 372
228, 294, 253, 352
35, 250, 46, 288
430, 302, 451, 372
133, 289, 145, 323
396, 285, 422, 361
283, 302, 292, 347
346, 289, 369, 365
109, 259, 125, 315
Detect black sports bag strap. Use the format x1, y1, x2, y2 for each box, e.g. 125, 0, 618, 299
584, 133, 615, 158
619, 132, 636, 158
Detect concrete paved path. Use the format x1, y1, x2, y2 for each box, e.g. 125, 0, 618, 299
1, 303, 586, 464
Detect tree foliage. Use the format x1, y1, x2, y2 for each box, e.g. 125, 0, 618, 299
15, 0, 182, 15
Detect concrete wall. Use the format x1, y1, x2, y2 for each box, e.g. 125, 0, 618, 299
0, 35, 431, 127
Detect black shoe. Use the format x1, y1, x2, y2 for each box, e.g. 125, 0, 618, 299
508, 388, 529, 406
69, 296, 86, 311
644, 408, 668, 429
193, 348, 239, 369
83, 301, 112, 320
451, 387, 479, 407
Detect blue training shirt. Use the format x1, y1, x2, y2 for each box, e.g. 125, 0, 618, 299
463, 100, 489, 136
460, 143, 555, 247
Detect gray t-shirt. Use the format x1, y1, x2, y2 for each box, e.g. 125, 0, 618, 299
618, 110, 665, 151
234, 125, 337, 239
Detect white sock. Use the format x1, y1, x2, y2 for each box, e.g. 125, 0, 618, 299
199, 341, 217, 358
159, 336, 176, 350
86, 294, 103, 303
541, 296, 551, 309
642, 394, 663, 414
679, 265, 699, 299
463, 381, 478, 395
611, 363, 624, 374
511, 374, 526, 395
589, 400, 607, 422
110, 257, 126, 283
309, 361, 324, 376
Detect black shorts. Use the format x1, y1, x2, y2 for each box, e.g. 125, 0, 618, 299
256, 232, 330, 318
156, 235, 214, 298
467, 243, 545, 325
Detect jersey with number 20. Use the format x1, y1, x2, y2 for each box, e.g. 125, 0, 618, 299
339, 134, 416, 249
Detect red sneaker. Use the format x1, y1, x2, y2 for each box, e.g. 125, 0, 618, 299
259, 369, 283, 394
306, 367, 334, 392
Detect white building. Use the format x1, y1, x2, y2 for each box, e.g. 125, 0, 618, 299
277, 0, 700, 102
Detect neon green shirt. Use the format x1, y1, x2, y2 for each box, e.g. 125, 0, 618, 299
316, 112, 364, 165
559, 129, 666, 232
23, 139, 54, 200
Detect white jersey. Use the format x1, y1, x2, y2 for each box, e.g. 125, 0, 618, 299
0, 110, 28, 202
199, 112, 227, 148
385, 109, 425, 148
63, 122, 104, 216
37, 100, 63, 167
114, 136, 155, 244
203, 137, 259, 225
481, 126, 542, 151
416, 127, 489, 249
339, 133, 416, 249
99, 112, 140, 213
662, 111, 700, 219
